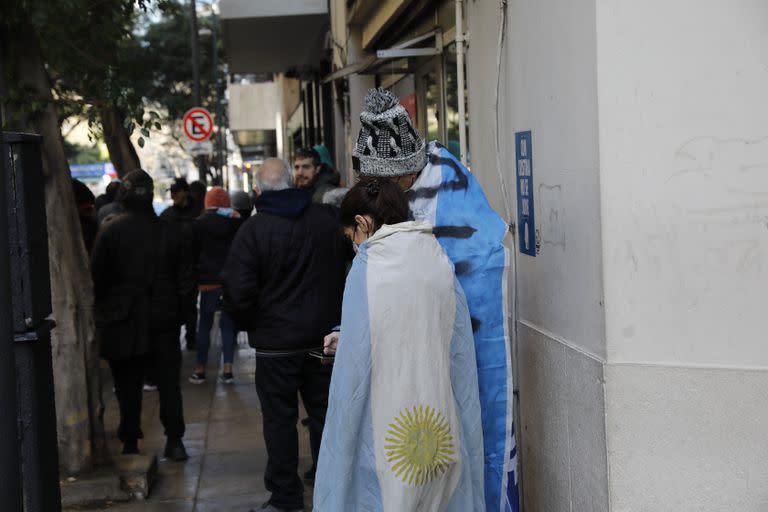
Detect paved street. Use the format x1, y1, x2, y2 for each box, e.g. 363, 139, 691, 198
92, 328, 314, 511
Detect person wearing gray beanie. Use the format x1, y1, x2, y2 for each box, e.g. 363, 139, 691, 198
352, 88, 427, 178
327, 87, 521, 512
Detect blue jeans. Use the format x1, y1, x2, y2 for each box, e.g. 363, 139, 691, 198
196, 289, 236, 367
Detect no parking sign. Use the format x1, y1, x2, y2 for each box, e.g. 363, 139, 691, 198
183, 107, 214, 142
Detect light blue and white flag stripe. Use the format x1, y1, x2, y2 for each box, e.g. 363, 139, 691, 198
410, 143, 520, 512
314, 222, 485, 511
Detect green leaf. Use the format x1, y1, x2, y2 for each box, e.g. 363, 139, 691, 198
154, 122, 162, 130
138, 137, 145, 148
140, 128, 150, 137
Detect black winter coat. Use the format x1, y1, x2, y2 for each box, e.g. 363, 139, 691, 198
92, 207, 195, 360
160, 201, 199, 225
221, 189, 347, 352
192, 210, 241, 286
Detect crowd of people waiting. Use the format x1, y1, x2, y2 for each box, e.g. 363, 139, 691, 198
78, 88, 516, 512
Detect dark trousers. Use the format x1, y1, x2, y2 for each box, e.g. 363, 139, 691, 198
184, 292, 198, 346
255, 354, 331, 509
108, 331, 185, 443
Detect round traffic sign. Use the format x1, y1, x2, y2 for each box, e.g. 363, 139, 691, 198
183, 107, 214, 142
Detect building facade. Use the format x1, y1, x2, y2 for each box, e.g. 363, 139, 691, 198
222, 1, 768, 510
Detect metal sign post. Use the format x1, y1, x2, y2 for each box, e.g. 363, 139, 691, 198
0, 130, 23, 512
2, 132, 61, 512
183, 107, 214, 142
183, 107, 214, 185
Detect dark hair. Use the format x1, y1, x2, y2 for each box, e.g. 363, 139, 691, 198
189, 180, 207, 200
72, 178, 95, 205
340, 177, 409, 233
294, 147, 321, 167
105, 181, 121, 201
118, 169, 155, 212
169, 178, 190, 193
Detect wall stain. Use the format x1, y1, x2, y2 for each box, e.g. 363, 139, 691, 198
538, 183, 566, 251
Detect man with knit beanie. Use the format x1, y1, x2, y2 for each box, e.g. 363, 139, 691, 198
190, 187, 242, 385
325, 89, 521, 512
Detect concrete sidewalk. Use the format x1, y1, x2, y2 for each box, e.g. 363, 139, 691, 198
80, 330, 314, 511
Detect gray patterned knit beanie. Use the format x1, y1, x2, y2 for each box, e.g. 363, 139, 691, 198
352, 88, 427, 177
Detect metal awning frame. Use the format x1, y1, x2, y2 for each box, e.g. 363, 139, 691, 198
323, 29, 443, 83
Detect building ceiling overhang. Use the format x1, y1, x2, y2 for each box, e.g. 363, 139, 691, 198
220, 0, 329, 74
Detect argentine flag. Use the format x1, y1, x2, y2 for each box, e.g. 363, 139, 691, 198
314, 222, 485, 511
410, 143, 520, 512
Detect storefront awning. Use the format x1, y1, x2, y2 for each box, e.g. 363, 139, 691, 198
220, 0, 329, 74
322, 29, 443, 83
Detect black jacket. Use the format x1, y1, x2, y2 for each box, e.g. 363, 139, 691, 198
221, 189, 347, 351
92, 206, 195, 360
192, 209, 241, 286
160, 201, 199, 225
308, 166, 341, 203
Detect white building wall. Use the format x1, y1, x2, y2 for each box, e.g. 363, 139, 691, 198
345, 27, 375, 184
597, 0, 768, 510
466, 0, 608, 511
228, 82, 278, 132
468, 0, 768, 510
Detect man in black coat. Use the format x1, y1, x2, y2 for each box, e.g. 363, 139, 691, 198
92, 170, 194, 460
161, 177, 200, 350
222, 159, 347, 512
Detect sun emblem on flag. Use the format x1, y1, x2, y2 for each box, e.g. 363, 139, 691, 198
384, 405, 456, 486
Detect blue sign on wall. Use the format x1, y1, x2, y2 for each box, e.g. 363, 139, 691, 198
515, 131, 536, 256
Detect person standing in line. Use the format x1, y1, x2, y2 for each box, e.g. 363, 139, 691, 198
327, 88, 521, 511
189, 180, 207, 217
72, 178, 99, 254
92, 169, 192, 461
292, 147, 341, 204
161, 178, 200, 351
230, 190, 254, 219
97, 181, 125, 226
222, 159, 347, 512
189, 187, 241, 385
313, 178, 485, 511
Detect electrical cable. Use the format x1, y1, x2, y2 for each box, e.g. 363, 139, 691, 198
493, 1, 524, 510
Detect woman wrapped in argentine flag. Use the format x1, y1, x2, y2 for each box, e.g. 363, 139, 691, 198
313, 178, 485, 511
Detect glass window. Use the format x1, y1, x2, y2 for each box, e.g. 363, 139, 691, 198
424, 69, 440, 143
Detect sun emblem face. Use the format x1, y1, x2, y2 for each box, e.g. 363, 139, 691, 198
384, 405, 456, 486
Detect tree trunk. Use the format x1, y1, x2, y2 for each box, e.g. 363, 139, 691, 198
100, 105, 141, 178
0, 20, 109, 474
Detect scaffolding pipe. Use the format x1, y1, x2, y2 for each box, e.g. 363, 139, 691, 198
455, 0, 468, 166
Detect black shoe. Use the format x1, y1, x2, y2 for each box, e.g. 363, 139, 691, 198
188, 372, 206, 384
122, 440, 139, 455
219, 372, 234, 385
164, 438, 188, 462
